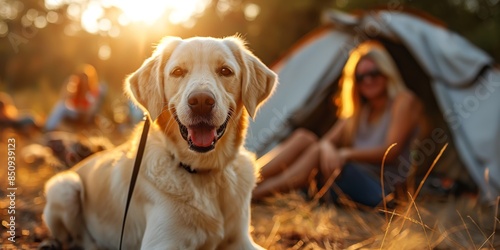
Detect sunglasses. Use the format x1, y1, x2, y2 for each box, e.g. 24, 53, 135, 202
355, 69, 383, 83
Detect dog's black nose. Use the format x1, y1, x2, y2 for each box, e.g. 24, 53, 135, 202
188, 91, 215, 115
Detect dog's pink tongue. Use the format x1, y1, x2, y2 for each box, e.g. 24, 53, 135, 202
188, 126, 216, 147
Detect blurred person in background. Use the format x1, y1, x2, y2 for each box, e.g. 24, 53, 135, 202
253, 41, 426, 208
0, 92, 40, 136
44, 64, 106, 131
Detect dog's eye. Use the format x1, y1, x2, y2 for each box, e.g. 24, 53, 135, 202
171, 67, 185, 77
219, 66, 233, 77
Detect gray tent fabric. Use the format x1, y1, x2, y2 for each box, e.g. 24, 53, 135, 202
245, 9, 500, 203
366, 11, 499, 202
431, 70, 500, 202
245, 29, 351, 153
370, 11, 494, 86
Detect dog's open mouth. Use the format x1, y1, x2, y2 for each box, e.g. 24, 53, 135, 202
175, 115, 230, 153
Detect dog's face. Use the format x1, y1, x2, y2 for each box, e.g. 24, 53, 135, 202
127, 36, 276, 155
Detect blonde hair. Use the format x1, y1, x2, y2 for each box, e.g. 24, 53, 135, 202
336, 41, 407, 145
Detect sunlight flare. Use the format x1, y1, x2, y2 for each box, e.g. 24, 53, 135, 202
114, 0, 209, 25
105, 0, 211, 25
45, 0, 212, 33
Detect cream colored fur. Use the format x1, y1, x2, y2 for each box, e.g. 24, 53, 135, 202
43, 36, 277, 249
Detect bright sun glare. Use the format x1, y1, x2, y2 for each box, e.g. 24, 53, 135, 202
45, 0, 211, 33
113, 0, 210, 25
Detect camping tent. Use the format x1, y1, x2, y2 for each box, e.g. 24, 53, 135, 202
245, 9, 500, 203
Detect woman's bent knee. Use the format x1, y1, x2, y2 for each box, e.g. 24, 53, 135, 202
293, 128, 318, 145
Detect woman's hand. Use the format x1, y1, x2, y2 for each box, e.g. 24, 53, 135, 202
318, 140, 346, 176
337, 148, 351, 164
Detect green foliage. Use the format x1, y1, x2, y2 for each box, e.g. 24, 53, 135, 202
335, 0, 500, 63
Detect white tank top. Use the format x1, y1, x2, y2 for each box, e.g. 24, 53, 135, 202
353, 101, 413, 188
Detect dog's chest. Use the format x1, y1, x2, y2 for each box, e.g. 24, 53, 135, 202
194, 166, 249, 218
196, 169, 252, 247
144, 151, 255, 245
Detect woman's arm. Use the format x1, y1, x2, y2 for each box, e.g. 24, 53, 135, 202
322, 118, 347, 146
317, 119, 349, 175
341, 91, 423, 165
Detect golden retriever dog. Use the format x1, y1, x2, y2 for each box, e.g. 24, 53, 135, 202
42, 36, 277, 249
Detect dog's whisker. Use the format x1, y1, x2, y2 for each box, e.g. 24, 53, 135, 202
167, 110, 179, 129
226, 110, 240, 129
167, 120, 176, 131
163, 118, 176, 134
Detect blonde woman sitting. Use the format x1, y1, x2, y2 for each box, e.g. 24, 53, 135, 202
253, 41, 424, 207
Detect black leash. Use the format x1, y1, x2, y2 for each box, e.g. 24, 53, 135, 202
119, 114, 150, 249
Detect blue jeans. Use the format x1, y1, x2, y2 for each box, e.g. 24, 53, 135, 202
329, 163, 390, 207
45, 100, 103, 131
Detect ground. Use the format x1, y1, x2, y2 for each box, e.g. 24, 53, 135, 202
0, 129, 498, 250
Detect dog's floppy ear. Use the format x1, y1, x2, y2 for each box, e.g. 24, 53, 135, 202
224, 37, 277, 119
125, 36, 182, 120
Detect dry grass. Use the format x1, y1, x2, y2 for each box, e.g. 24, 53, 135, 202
250, 144, 500, 249
0, 130, 499, 249
251, 192, 499, 249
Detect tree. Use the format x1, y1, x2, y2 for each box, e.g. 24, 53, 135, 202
0, 0, 497, 96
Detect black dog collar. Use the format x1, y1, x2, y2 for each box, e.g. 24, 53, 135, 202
179, 162, 213, 174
